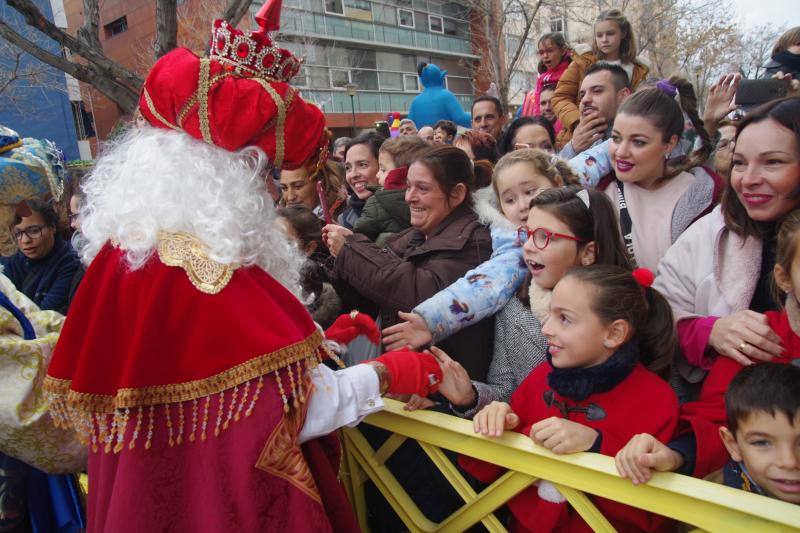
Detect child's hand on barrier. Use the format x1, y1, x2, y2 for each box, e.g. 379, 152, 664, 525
529, 417, 599, 454
403, 394, 436, 411
473, 401, 519, 437
614, 433, 684, 485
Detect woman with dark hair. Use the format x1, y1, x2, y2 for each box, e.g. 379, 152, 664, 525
323, 145, 494, 379
279, 159, 347, 223
597, 76, 722, 271
0, 200, 80, 313
499, 116, 556, 155
654, 97, 800, 383
339, 130, 385, 229
276, 205, 341, 328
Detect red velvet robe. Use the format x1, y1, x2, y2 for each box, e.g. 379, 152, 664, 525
680, 310, 798, 478
45, 243, 359, 532
461, 362, 678, 533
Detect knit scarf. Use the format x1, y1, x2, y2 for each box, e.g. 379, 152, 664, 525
546, 342, 639, 401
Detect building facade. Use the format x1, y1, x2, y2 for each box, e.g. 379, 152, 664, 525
270, 0, 478, 133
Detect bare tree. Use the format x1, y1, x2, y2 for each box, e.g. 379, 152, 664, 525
0, 0, 254, 114
735, 23, 785, 79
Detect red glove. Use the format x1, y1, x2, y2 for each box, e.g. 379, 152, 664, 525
371, 351, 442, 397
325, 311, 380, 346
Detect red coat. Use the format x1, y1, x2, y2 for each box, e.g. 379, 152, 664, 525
461, 362, 678, 533
680, 309, 797, 477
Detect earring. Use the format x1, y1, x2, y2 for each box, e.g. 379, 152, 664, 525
603, 340, 613, 349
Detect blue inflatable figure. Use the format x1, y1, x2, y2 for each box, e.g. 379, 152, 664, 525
407, 62, 471, 129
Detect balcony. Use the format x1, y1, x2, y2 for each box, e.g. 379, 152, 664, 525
298, 89, 472, 114
278, 9, 476, 58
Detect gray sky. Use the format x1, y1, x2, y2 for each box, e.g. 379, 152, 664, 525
731, 0, 800, 29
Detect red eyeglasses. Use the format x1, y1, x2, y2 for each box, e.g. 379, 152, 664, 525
516, 226, 586, 249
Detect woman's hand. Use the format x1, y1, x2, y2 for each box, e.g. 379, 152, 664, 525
773, 71, 800, 98
703, 73, 740, 135
708, 310, 783, 365
321, 224, 352, 257
614, 433, 684, 485
529, 417, 599, 454
403, 394, 436, 411
428, 346, 476, 407
382, 311, 433, 351
473, 401, 519, 437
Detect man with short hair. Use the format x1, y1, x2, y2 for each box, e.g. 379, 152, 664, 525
432, 120, 457, 145
558, 62, 631, 159
332, 136, 350, 162
398, 118, 417, 136
418, 126, 435, 144
472, 96, 507, 140
539, 84, 558, 125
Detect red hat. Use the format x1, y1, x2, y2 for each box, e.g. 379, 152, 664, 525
139, 0, 327, 170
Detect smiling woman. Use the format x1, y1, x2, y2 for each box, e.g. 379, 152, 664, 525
329, 145, 494, 380
596, 76, 722, 272
654, 97, 800, 390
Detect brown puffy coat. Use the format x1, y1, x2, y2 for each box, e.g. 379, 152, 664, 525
333, 203, 494, 381
551, 49, 649, 150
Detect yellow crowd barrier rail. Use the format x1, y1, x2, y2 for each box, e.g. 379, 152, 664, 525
340, 399, 800, 533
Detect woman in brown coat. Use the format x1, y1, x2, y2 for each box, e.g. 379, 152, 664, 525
323, 145, 494, 381
551, 9, 649, 150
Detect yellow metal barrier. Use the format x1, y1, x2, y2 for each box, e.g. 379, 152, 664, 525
341, 399, 800, 533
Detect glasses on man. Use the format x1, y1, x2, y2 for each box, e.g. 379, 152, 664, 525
514, 142, 554, 153
12, 225, 44, 241
516, 226, 586, 249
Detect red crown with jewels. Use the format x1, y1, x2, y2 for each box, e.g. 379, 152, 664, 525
209, 0, 302, 82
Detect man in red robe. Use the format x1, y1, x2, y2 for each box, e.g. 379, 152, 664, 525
41, 2, 440, 530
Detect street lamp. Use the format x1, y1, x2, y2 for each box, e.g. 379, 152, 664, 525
344, 82, 358, 137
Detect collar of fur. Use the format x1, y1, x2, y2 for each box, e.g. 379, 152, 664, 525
529, 281, 552, 324
473, 186, 516, 231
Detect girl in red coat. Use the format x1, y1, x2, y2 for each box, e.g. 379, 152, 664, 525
463, 265, 678, 532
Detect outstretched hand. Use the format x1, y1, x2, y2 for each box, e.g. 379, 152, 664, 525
382, 311, 433, 351
703, 73, 740, 137
428, 346, 476, 407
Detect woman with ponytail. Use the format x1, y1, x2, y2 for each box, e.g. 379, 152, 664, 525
596, 76, 723, 271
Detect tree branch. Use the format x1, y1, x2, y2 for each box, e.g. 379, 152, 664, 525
5, 0, 143, 89
155, 0, 178, 58
220, 0, 254, 26
76, 0, 100, 50
0, 18, 140, 112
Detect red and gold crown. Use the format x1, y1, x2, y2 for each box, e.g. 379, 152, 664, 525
139, 0, 326, 170
209, 1, 302, 82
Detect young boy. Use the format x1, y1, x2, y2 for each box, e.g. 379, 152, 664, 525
719, 362, 800, 503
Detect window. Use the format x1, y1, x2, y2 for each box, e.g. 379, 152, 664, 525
404, 73, 420, 91
330, 68, 351, 88
429, 15, 443, 33
550, 17, 564, 33
329, 48, 376, 69
352, 70, 378, 90
344, 0, 372, 21
443, 17, 457, 36
375, 4, 397, 25
104, 16, 128, 37
397, 8, 414, 27
307, 67, 330, 89
446, 76, 472, 95
325, 0, 344, 15
294, 67, 309, 88
379, 72, 404, 90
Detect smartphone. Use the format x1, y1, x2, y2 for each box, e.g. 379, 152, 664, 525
735, 78, 790, 106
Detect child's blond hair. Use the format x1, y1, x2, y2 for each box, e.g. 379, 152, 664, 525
491, 149, 578, 201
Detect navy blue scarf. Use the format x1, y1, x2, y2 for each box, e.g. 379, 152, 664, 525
546, 342, 639, 401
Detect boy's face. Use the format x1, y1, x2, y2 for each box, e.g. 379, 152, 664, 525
720, 411, 800, 503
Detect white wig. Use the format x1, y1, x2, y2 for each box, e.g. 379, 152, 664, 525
79, 126, 306, 299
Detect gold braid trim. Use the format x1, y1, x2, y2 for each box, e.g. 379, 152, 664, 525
142, 88, 181, 132
252, 79, 286, 169
176, 72, 238, 128
197, 57, 213, 144
42, 330, 324, 414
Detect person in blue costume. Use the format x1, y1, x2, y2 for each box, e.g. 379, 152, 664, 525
0, 125, 86, 533
407, 62, 471, 129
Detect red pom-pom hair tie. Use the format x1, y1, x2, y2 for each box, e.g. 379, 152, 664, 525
631, 268, 655, 288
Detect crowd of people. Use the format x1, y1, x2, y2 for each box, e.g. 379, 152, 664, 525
2, 3, 800, 531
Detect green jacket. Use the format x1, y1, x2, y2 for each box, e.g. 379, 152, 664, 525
352, 187, 410, 247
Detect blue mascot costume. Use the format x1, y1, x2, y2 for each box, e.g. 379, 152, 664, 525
407, 62, 471, 129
